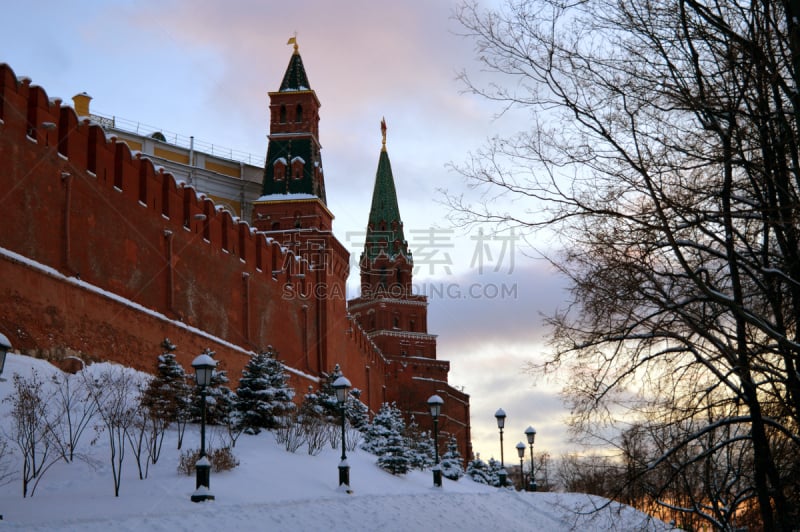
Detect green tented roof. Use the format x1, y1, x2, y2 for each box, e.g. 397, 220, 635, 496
279, 52, 311, 91
364, 149, 410, 261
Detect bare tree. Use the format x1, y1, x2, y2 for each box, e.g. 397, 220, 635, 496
534, 451, 553, 492
452, 1, 800, 528
48, 370, 98, 463
0, 438, 16, 489
125, 379, 168, 480
86, 366, 140, 497
4, 372, 64, 497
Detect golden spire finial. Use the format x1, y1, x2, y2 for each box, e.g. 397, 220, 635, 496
381, 117, 387, 151
287, 33, 299, 54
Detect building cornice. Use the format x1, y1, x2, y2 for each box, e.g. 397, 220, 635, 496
347, 296, 427, 312
366, 330, 437, 341
253, 196, 334, 220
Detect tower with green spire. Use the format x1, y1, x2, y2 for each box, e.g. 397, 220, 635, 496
349, 119, 441, 368
251, 40, 349, 378
251, 46, 471, 463
359, 118, 415, 299
252, 39, 331, 233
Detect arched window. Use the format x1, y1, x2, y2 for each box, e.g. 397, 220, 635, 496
291, 157, 305, 180
280, 105, 287, 123
273, 158, 287, 180
295, 104, 303, 122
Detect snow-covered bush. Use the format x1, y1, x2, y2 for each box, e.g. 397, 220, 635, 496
466, 455, 492, 485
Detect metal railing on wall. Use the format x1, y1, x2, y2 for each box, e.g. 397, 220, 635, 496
88, 110, 266, 167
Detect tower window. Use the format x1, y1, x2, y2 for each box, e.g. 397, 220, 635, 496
280, 105, 287, 123
296, 104, 303, 122
273, 158, 287, 180
291, 157, 305, 180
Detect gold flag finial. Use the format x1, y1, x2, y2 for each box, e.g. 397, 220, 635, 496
287, 34, 299, 54
381, 117, 387, 151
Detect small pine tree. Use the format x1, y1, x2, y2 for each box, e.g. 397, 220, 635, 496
344, 388, 369, 430
140, 339, 193, 449
377, 429, 412, 475
234, 346, 296, 434
362, 402, 414, 475
487, 457, 504, 487
466, 454, 492, 485
140, 339, 192, 424
405, 416, 435, 471
302, 364, 368, 429
439, 436, 465, 481
361, 402, 405, 454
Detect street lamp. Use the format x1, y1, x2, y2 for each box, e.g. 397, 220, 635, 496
427, 394, 444, 487
0, 332, 11, 380
525, 425, 537, 491
495, 408, 507, 487
333, 373, 352, 492
516, 442, 526, 491
190, 352, 217, 503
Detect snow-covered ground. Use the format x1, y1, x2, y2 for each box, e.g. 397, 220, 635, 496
0, 354, 673, 531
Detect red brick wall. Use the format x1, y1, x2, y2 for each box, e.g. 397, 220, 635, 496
0, 63, 389, 404
0, 63, 470, 459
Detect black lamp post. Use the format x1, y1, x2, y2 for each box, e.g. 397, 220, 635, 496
427, 394, 444, 487
495, 408, 507, 487
0, 332, 10, 381
525, 425, 537, 491
333, 374, 352, 492
190, 353, 216, 503
516, 442, 526, 491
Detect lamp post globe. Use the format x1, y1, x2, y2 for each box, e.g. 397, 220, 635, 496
190, 353, 217, 502
427, 395, 444, 487
0, 332, 11, 379
525, 426, 537, 492
516, 442, 526, 491
494, 408, 507, 487
494, 408, 506, 430
332, 374, 352, 492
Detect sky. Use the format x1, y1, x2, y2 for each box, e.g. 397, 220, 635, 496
0, 1, 575, 460
0, 354, 671, 531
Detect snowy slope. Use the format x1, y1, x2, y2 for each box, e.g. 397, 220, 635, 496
0, 354, 673, 531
